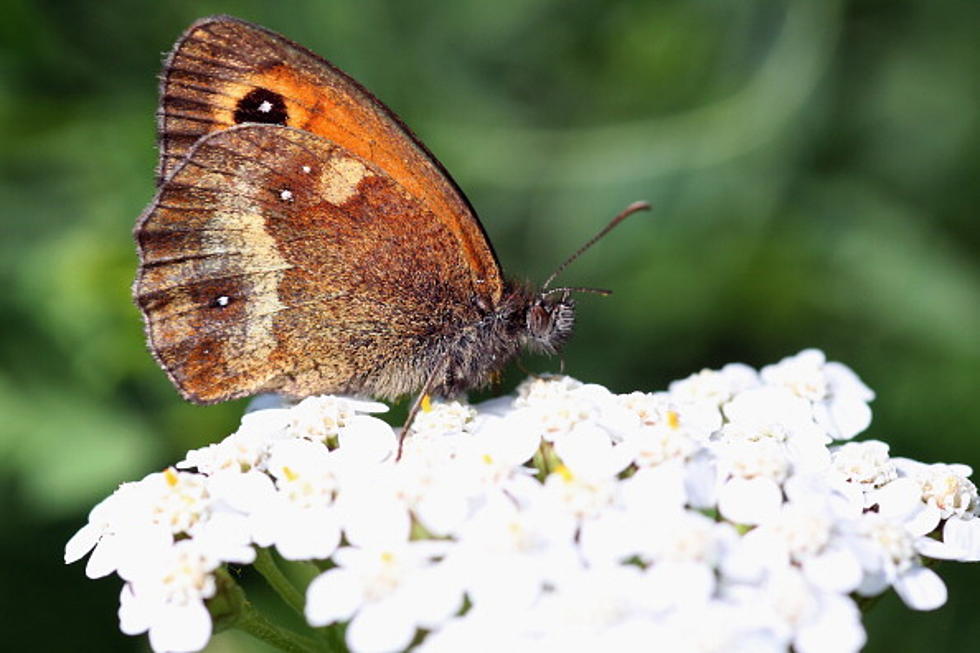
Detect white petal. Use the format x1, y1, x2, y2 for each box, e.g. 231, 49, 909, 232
894, 566, 947, 610
340, 496, 410, 547
942, 517, 980, 560
554, 422, 631, 478
718, 477, 783, 525
721, 528, 787, 583
644, 561, 714, 610
826, 396, 872, 440
64, 523, 101, 564
345, 599, 417, 653
475, 413, 541, 465
904, 504, 941, 537
871, 478, 925, 522
825, 362, 875, 402
102, 528, 173, 582
85, 534, 122, 579
578, 509, 638, 566
147, 600, 213, 653
794, 594, 865, 653
461, 556, 541, 611
622, 463, 687, 517
118, 584, 150, 636
276, 509, 341, 561
337, 415, 397, 462
785, 436, 832, 473
684, 451, 718, 509
414, 488, 470, 536
400, 566, 464, 627
856, 568, 890, 597
305, 569, 362, 626
802, 548, 862, 593
207, 470, 277, 514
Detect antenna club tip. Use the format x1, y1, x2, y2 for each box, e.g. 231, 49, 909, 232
627, 200, 652, 213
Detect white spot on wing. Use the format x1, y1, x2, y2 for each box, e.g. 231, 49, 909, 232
301, 165, 312, 174
215, 295, 230, 307
279, 189, 294, 202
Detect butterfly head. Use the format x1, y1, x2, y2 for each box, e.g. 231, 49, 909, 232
517, 201, 651, 358
524, 290, 575, 355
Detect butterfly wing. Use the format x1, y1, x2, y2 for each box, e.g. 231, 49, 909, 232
136, 124, 489, 403
155, 15, 502, 298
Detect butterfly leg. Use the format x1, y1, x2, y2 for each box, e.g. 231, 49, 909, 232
396, 353, 452, 461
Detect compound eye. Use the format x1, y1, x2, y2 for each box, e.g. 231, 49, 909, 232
528, 303, 552, 337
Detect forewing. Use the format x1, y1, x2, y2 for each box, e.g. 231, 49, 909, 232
157, 15, 502, 299
135, 124, 481, 403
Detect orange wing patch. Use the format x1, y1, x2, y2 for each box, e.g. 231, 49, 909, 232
157, 17, 503, 302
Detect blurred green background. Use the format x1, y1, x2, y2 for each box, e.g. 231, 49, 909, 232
2, 0, 977, 650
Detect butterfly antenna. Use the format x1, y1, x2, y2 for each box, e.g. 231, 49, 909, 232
541, 201, 651, 290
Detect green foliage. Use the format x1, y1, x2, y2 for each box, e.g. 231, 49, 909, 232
2, 0, 976, 651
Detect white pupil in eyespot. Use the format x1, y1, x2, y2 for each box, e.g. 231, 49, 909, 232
280, 189, 294, 201
258, 100, 273, 113
215, 295, 230, 307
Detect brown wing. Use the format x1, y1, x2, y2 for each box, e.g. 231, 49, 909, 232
156, 14, 502, 301
135, 124, 484, 403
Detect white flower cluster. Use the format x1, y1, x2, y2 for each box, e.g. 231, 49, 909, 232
66, 349, 980, 653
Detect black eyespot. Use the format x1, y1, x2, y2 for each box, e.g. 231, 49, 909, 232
234, 88, 288, 125
210, 295, 232, 309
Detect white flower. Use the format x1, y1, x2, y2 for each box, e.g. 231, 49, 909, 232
336, 467, 412, 547
179, 407, 289, 474
64, 480, 168, 579
845, 513, 947, 610
542, 463, 619, 521
67, 349, 977, 653
636, 510, 735, 610
414, 607, 528, 653
738, 499, 863, 594
553, 422, 634, 478
724, 567, 866, 653
118, 540, 219, 653
305, 542, 462, 653
401, 408, 541, 537
249, 439, 343, 560
892, 458, 979, 536
411, 399, 477, 436
287, 395, 388, 443
721, 386, 831, 469
917, 517, 980, 562
513, 373, 584, 405
645, 600, 785, 653
578, 464, 690, 566
527, 565, 652, 648
714, 439, 789, 525
513, 375, 617, 441
146, 468, 212, 536
618, 391, 713, 465
831, 440, 898, 490
761, 349, 874, 440
65, 467, 224, 581
668, 363, 760, 406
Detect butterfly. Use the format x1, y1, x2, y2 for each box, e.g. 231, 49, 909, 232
134, 15, 647, 428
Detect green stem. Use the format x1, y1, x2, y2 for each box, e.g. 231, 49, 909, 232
280, 557, 327, 588
253, 547, 306, 617
252, 550, 348, 651
236, 602, 322, 653
210, 567, 324, 653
